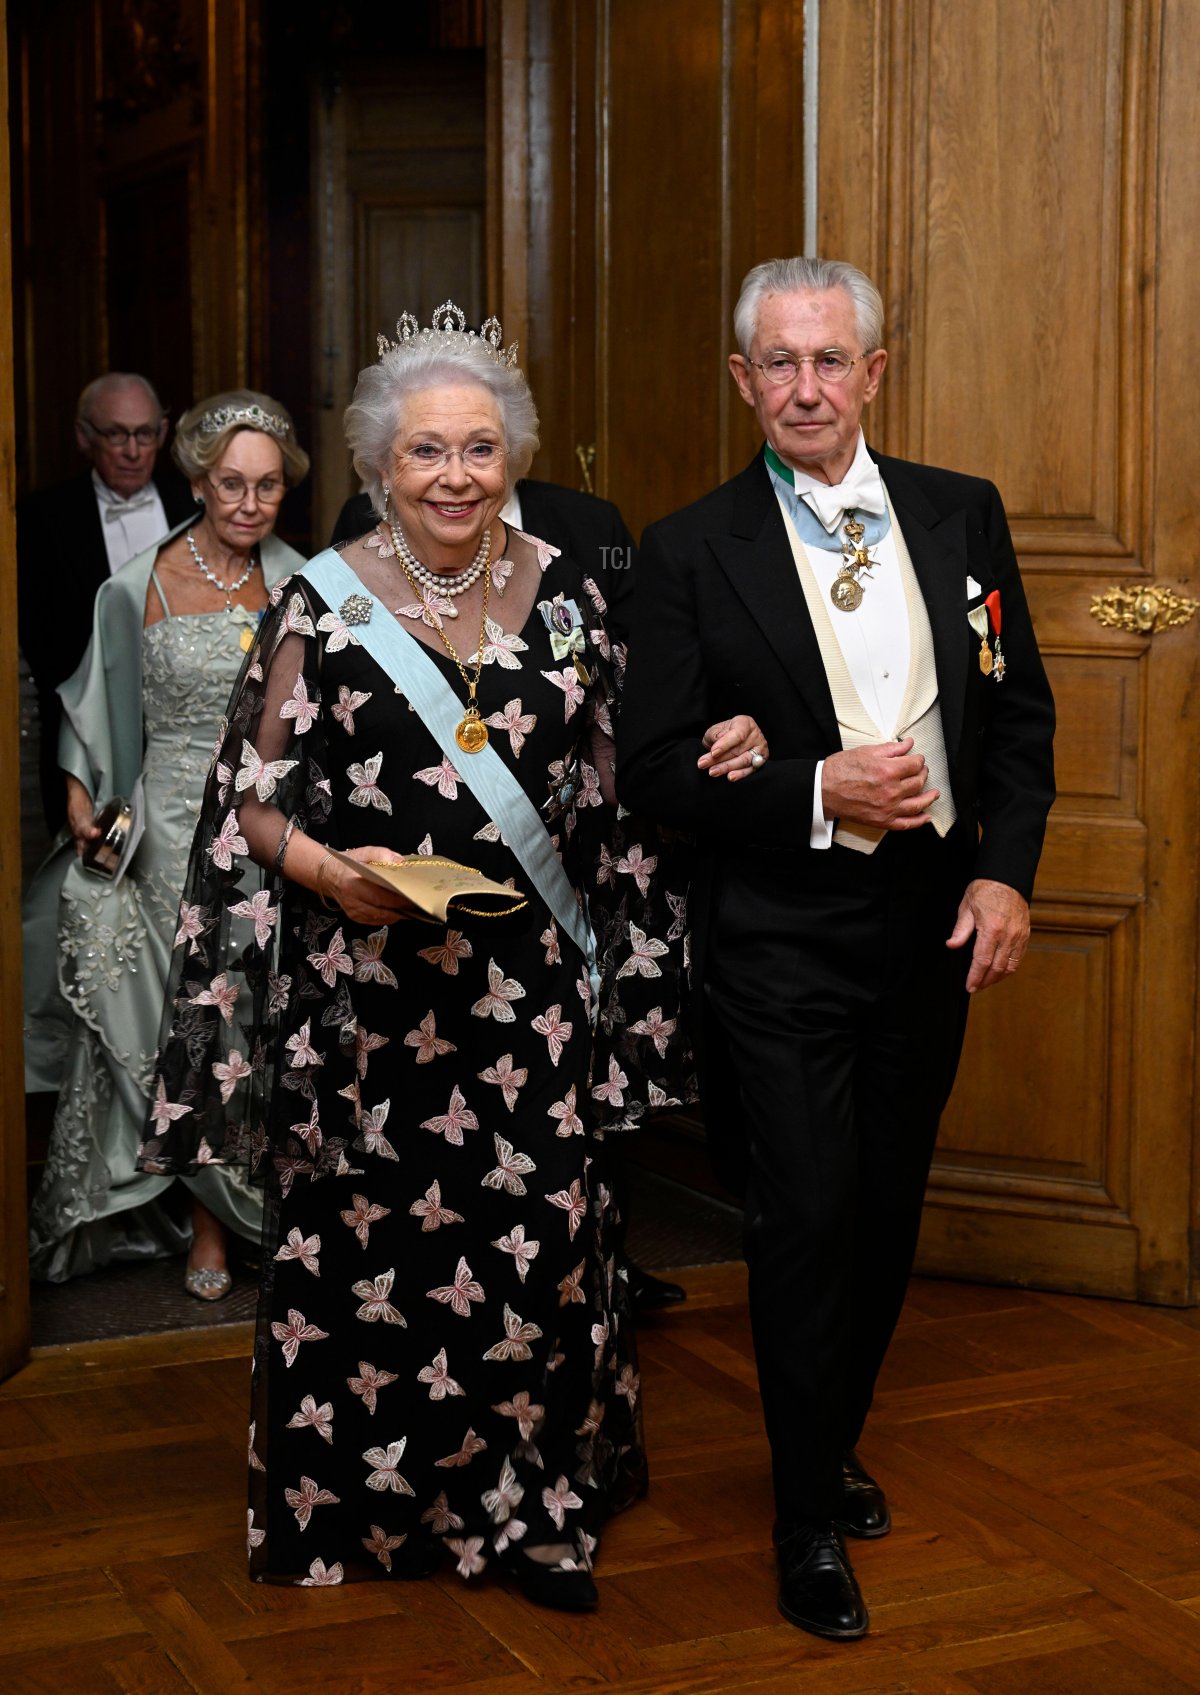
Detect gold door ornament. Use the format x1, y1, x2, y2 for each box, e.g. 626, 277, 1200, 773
575, 443, 596, 494
1089, 584, 1199, 635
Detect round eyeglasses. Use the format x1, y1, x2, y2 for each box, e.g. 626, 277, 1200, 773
83, 421, 163, 447
395, 441, 506, 473
749, 349, 875, 386
207, 473, 286, 505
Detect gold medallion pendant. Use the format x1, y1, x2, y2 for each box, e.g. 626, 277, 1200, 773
831, 571, 865, 613
978, 637, 993, 676
829, 512, 875, 613
456, 706, 488, 754
389, 520, 494, 754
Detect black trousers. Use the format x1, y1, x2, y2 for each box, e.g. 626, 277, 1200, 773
701, 828, 971, 1525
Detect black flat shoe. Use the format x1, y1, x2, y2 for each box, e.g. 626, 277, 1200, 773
774, 1521, 869, 1640
500, 1548, 598, 1612
833, 1450, 891, 1539
626, 1260, 687, 1311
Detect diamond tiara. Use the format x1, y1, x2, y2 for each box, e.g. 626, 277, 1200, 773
200, 403, 289, 439
376, 301, 520, 369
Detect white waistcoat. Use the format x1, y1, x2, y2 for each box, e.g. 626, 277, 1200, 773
779, 498, 958, 855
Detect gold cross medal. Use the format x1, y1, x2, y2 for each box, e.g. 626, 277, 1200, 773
967, 604, 992, 674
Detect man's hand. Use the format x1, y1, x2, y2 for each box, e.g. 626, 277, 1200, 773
946, 878, 1030, 994
820, 737, 938, 830
697, 714, 770, 781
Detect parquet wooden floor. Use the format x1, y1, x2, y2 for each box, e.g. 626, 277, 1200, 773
4, 1263, 1200, 1694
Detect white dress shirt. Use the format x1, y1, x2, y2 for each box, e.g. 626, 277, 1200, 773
92, 470, 169, 573
770, 430, 913, 849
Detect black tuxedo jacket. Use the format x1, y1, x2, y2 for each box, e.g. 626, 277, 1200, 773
330, 477, 638, 644
618, 448, 1056, 921
17, 468, 198, 698
17, 467, 197, 830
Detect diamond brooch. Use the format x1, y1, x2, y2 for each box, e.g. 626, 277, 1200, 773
339, 593, 373, 627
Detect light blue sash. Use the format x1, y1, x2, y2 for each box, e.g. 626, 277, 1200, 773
300, 550, 598, 1002
764, 443, 892, 550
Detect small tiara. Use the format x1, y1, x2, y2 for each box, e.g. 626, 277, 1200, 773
200, 403, 289, 439
376, 301, 520, 369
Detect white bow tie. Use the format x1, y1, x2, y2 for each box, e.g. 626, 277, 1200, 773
102, 491, 156, 523
801, 464, 888, 534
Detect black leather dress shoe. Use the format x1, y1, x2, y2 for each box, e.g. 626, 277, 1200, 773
774, 1521, 869, 1640
833, 1451, 891, 1539
626, 1259, 687, 1311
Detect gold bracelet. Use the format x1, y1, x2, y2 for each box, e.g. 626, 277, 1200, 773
315, 847, 339, 911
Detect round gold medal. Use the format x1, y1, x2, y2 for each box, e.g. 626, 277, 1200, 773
831, 574, 864, 613
456, 713, 488, 754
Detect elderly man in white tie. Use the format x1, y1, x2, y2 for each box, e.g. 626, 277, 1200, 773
17, 372, 197, 831
619, 257, 1055, 1640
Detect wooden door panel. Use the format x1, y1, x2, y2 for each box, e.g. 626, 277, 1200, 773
916, 0, 1128, 541
1043, 656, 1139, 811
603, 0, 728, 527
490, 0, 806, 535
937, 909, 1132, 1198
357, 205, 484, 371
312, 49, 485, 547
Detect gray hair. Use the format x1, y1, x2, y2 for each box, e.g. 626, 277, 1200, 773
172, 388, 310, 486
344, 340, 540, 516
77, 371, 164, 423
733, 258, 885, 356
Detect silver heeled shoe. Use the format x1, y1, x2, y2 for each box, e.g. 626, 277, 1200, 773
184, 1266, 233, 1301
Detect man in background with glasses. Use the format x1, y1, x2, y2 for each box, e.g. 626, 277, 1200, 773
619, 257, 1055, 1640
17, 372, 196, 832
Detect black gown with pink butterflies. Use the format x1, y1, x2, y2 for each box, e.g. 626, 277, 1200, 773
139, 541, 693, 1586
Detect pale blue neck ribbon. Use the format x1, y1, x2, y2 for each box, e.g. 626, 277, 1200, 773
763, 443, 892, 550
300, 550, 598, 1013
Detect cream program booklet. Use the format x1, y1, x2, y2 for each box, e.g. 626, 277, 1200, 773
327, 850, 526, 922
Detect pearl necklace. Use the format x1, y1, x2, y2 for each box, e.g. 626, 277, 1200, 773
388, 521, 491, 599
392, 532, 493, 754
186, 530, 255, 609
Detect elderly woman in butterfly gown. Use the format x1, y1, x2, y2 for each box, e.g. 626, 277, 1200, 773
138, 308, 768, 1606
24, 391, 309, 1291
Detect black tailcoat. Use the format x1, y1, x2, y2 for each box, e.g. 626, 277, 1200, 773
17, 468, 198, 831
617, 448, 1055, 1521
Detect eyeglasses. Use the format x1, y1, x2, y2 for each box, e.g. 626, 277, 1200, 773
749, 349, 875, 386
395, 441, 506, 473
82, 421, 163, 447
206, 473, 286, 505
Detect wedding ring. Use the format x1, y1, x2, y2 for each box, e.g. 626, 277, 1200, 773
750, 749, 765, 768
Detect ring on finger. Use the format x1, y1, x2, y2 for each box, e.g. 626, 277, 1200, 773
749, 749, 765, 768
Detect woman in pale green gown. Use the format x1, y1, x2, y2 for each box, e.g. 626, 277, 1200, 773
24, 391, 309, 1292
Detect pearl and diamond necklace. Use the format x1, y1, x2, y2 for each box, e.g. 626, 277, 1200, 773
185, 529, 255, 610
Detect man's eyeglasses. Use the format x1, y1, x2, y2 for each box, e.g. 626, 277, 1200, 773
82, 421, 164, 447
395, 441, 506, 473
207, 473, 286, 505
749, 349, 875, 386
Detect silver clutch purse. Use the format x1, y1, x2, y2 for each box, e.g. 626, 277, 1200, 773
80, 796, 135, 880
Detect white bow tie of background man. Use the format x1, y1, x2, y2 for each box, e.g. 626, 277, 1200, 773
102, 490, 157, 522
